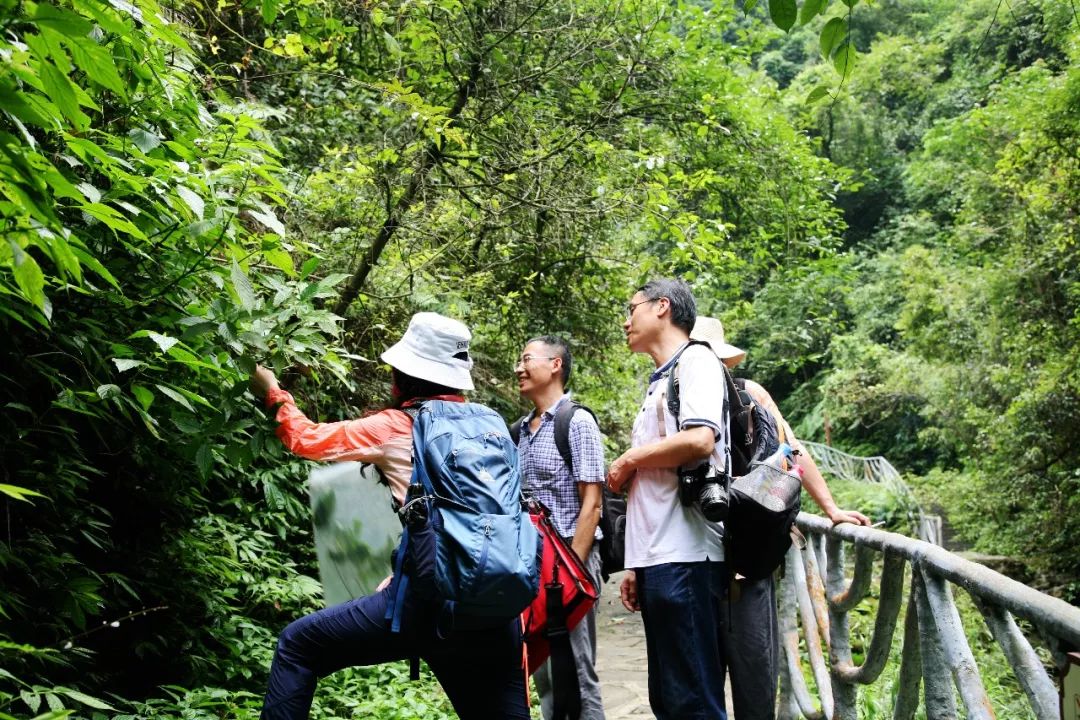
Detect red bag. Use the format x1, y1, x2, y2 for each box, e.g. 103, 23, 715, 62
521, 501, 599, 674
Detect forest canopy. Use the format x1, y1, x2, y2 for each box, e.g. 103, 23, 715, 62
1, 0, 1078, 715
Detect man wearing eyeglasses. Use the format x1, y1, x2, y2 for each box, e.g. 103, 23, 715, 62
606, 278, 731, 720
514, 335, 606, 720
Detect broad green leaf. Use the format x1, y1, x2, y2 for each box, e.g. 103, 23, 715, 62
128, 128, 161, 153
22, 688, 42, 713
6, 112, 36, 149
68, 244, 119, 288
26, 30, 71, 75
173, 386, 213, 408
249, 209, 286, 236
112, 358, 144, 372
131, 384, 154, 410
383, 31, 402, 57
71, 0, 129, 33
95, 384, 121, 400
48, 234, 82, 282
36, 160, 82, 201
300, 256, 320, 278
108, 0, 144, 23
840, 0, 858, 6
1, 89, 55, 133
263, 248, 295, 276
262, 0, 281, 23
176, 186, 205, 220
32, 3, 94, 35
231, 260, 257, 311
166, 346, 228, 375
39, 61, 88, 131
820, 18, 847, 59
806, 85, 831, 104
30, 709, 73, 720
56, 688, 115, 711
76, 183, 101, 204
832, 42, 857, 77
143, 331, 179, 354
0, 484, 46, 502
8, 240, 47, 311
65, 37, 127, 98
155, 384, 195, 413
799, 0, 827, 25
81, 203, 145, 238
196, 443, 213, 478
185, 218, 222, 238
743, 0, 760, 11
768, 0, 797, 32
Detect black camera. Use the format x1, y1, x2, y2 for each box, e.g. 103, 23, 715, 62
678, 463, 729, 523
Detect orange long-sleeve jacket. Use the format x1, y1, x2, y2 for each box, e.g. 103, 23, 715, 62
265, 387, 465, 505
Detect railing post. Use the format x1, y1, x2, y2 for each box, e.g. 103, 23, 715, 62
782, 511, 1080, 719
825, 536, 858, 719
913, 568, 960, 719
892, 584, 923, 720
779, 546, 828, 719
975, 599, 1058, 720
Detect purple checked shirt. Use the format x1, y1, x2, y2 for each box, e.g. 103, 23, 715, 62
516, 394, 606, 540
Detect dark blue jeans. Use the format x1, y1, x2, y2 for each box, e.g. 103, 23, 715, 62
260, 586, 529, 720
637, 561, 729, 720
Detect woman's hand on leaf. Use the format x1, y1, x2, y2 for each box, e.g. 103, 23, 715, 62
250, 364, 280, 400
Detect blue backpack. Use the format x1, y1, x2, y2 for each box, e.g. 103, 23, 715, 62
388, 400, 541, 635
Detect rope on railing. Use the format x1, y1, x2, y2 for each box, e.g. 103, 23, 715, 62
777, 515, 1079, 720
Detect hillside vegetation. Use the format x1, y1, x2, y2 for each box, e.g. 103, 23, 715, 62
0, 0, 1076, 715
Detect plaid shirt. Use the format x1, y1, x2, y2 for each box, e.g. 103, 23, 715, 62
517, 394, 605, 539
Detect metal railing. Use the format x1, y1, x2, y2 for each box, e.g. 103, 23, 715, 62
802, 441, 942, 545
777, 514, 1080, 719
802, 441, 907, 495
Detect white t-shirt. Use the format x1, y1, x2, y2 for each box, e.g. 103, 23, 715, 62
625, 342, 730, 568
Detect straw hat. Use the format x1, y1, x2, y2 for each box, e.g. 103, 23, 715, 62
381, 312, 475, 390
690, 316, 747, 368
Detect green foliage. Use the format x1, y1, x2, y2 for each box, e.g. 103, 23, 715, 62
0, 0, 351, 696
1, 0, 849, 711
11, 0, 1076, 715
749, 0, 1080, 603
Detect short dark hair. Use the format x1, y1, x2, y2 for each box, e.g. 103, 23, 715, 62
527, 335, 572, 387
391, 368, 459, 406
638, 278, 697, 334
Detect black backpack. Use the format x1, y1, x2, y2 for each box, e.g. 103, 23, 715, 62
666, 340, 800, 580
667, 342, 779, 476
509, 402, 625, 583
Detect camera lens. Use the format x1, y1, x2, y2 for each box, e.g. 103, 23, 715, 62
699, 482, 728, 522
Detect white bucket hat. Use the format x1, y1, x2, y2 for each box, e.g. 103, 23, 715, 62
690, 316, 747, 369
380, 312, 475, 391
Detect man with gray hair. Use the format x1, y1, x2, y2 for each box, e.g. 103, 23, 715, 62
606, 278, 732, 720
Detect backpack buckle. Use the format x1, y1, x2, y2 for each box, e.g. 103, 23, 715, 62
399, 492, 431, 527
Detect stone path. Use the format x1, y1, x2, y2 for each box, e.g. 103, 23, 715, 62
594, 571, 735, 719
594, 571, 652, 718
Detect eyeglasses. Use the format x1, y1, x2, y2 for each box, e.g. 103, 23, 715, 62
514, 354, 557, 369
625, 297, 658, 320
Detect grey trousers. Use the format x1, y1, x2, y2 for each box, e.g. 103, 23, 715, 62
721, 574, 779, 720
533, 542, 606, 720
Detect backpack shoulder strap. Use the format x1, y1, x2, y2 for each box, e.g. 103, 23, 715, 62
552, 401, 598, 476
508, 414, 526, 446
664, 339, 711, 421
726, 369, 753, 450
